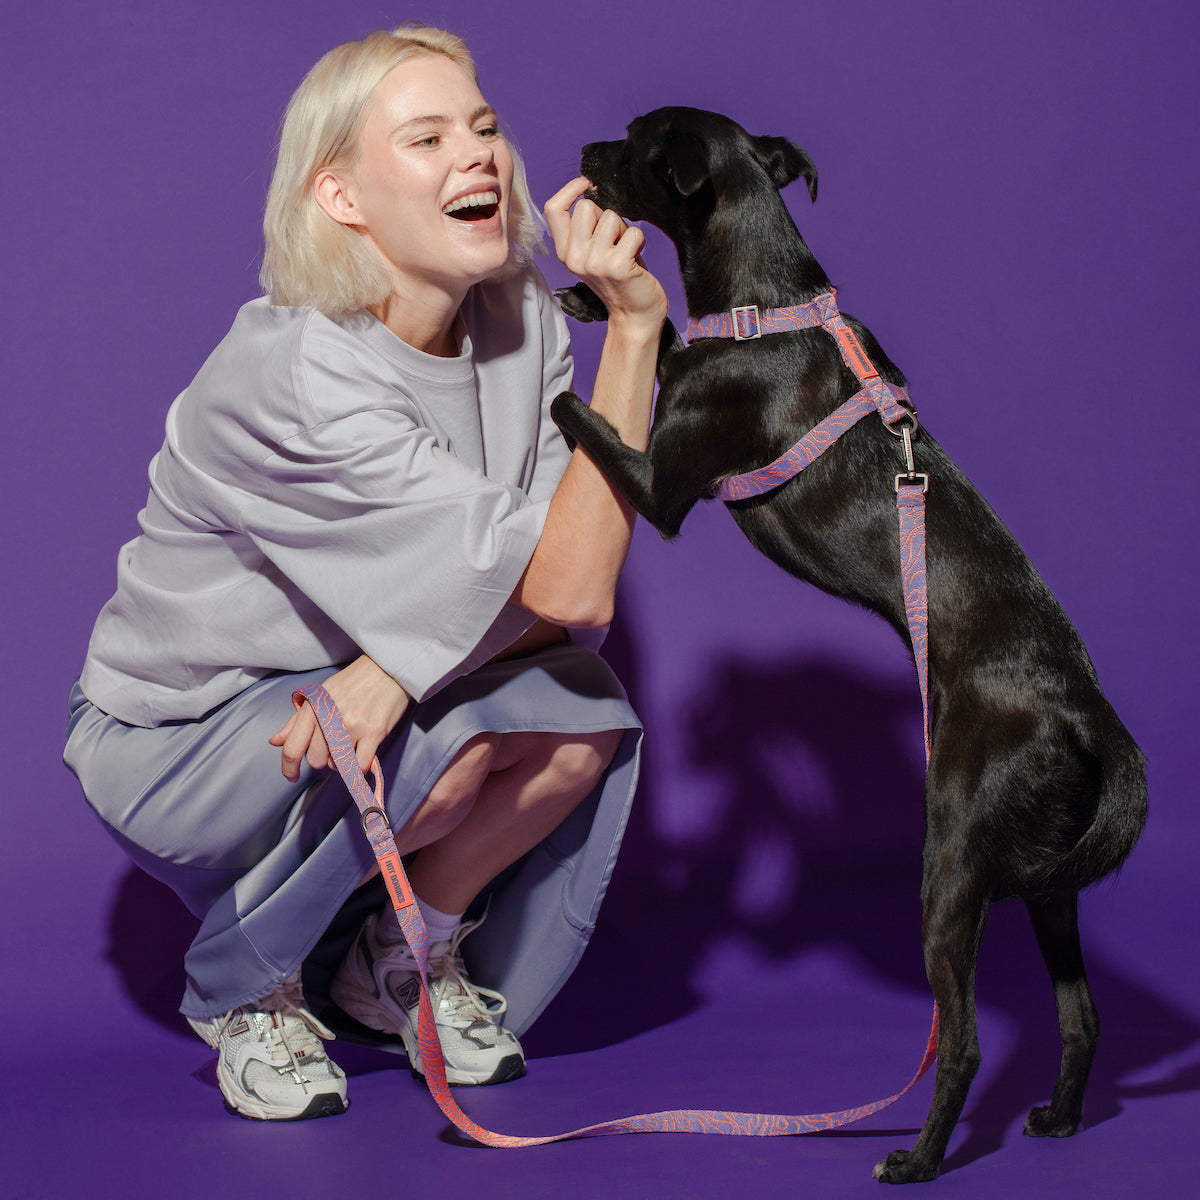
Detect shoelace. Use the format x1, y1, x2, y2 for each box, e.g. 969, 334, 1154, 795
427, 917, 508, 1024
218, 975, 336, 1090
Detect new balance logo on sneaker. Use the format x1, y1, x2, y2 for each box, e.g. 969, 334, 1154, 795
187, 972, 348, 1121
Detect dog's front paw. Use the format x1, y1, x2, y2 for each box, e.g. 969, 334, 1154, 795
550, 391, 587, 451
872, 1150, 939, 1185
555, 283, 609, 324
1023, 1104, 1081, 1139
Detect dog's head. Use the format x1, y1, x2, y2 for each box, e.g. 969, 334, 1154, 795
580, 106, 817, 242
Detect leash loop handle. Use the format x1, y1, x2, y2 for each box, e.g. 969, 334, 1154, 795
294, 683, 938, 1149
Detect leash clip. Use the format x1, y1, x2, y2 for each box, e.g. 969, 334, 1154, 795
886, 415, 920, 472
731, 304, 762, 340
891, 417, 928, 493
895, 472, 930, 494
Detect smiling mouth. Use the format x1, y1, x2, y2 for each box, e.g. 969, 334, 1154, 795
442, 190, 500, 221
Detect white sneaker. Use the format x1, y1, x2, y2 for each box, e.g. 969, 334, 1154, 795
187, 972, 348, 1120
331, 910, 526, 1086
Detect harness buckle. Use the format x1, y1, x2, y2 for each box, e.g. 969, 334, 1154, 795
731, 305, 762, 340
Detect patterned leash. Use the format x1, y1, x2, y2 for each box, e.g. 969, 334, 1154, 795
295, 683, 936, 1145
289, 289, 939, 1147
691, 284, 938, 1042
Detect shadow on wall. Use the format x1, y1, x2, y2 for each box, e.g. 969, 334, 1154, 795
534, 621, 934, 1050
104, 607, 1197, 1161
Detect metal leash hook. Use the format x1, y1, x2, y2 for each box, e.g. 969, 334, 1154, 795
889, 413, 929, 494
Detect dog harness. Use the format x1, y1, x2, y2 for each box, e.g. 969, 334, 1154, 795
291, 301, 940, 1147
688, 288, 931, 756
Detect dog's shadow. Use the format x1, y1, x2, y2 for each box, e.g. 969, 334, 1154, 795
104, 618, 1197, 1168
528, 632, 1200, 1167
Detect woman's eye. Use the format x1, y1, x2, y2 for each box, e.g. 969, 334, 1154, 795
476, 126, 501, 139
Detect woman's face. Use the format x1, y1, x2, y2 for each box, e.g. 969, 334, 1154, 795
343, 54, 516, 304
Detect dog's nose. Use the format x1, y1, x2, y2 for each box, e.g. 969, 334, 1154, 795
580, 139, 619, 174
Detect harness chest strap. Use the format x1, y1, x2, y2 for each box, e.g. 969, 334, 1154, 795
688, 289, 931, 754
297, 682, 938, 1147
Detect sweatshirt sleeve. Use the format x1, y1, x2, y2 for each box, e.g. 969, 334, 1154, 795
524, 275, 575, 504
231, 348, 547, 702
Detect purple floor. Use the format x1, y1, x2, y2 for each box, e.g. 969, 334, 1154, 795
6, 0, 1199, 1196
5, 814, 1198, 1199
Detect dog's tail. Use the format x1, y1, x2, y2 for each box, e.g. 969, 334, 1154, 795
1029, 734, 1148, 895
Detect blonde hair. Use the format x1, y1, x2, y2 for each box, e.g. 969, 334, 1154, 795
261, 23, 543, 315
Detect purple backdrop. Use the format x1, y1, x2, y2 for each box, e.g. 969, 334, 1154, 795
4, 1, 1197, 1196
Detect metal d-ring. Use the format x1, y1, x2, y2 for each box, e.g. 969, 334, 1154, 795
360, 805, 391, 837
885, 411, 920, 438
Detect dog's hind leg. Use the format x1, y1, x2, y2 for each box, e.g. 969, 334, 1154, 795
1021, 891, 1098, 1138
874, 870, 990, 1184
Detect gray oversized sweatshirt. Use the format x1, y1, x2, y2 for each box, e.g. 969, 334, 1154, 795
80, 267, 592, 727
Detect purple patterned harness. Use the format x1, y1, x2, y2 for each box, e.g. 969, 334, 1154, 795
688, 288, 931, 756
292, 289, 939, 1145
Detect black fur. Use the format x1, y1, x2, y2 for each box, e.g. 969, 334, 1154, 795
551, 107, 1147, 1184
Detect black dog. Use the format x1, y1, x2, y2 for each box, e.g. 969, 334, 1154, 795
551, 107, 1147, 1184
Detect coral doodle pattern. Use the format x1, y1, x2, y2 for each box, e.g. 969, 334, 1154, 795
896, 484, 931, 758
715, 393, 877, 501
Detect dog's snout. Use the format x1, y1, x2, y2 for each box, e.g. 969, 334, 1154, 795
579, 142, 604, 178
580, 138, 624, 175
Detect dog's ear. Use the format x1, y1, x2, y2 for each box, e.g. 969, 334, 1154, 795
752, 136, 818, 202
663, 131, 711, 197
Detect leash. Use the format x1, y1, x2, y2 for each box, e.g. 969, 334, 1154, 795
688, 286, 937, 1055
295, 681, 938, 1146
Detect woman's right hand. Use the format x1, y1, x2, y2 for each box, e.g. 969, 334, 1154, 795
544, 177, 668, 337
269, 654, 410, 781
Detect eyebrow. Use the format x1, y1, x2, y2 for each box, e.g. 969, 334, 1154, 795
392, 104, 498, 136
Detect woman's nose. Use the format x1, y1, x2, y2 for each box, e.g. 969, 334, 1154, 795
454, 131, 494, 172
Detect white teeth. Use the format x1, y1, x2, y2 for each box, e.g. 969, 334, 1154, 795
442, 190, 499, 215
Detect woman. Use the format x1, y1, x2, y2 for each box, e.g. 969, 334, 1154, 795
64, 23, 666, 1122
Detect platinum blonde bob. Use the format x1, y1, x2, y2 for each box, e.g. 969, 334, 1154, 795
261, 23, 544, 316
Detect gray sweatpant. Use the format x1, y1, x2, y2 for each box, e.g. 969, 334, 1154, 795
64, 645, 641, 1032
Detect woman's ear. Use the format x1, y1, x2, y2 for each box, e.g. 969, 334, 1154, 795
313, 169, 364, 227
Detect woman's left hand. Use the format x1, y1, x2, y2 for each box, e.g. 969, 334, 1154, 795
269, 654, 410, 781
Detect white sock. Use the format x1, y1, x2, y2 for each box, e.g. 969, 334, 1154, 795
373, 894, 463, 948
